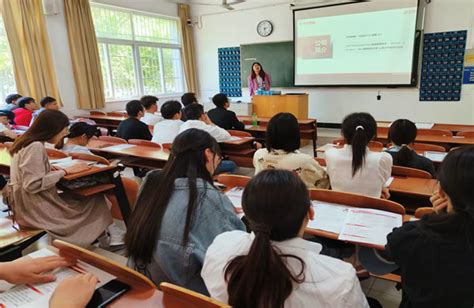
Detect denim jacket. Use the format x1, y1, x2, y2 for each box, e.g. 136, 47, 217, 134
128, 172, 245, 295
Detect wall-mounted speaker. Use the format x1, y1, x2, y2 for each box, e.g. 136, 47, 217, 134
42, 0, 60, 16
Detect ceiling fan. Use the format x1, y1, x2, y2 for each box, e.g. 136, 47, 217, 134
190, 0, 246, 11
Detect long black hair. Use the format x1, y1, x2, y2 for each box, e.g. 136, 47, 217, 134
341, 112, 377, 176
126, 129, 221, 265
422, 146, 474, 233
225, 169, 309, 308
250, 62, 266, 80
388, 119, 417, 167
10, 110, 69, 155
266, 113, 301, 152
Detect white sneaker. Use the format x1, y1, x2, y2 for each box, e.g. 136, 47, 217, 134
107, 223, 125, 246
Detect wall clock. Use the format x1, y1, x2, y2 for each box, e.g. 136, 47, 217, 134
257, 20, 273, 37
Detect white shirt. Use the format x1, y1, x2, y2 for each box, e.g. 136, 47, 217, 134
178, 120, 231, 143
325, 145, 392, 198
253, 149, 329, 188
202, 231, 369, 308
62, 144, 93, 155
152, 119, 183, 144
141, 112, 163, 126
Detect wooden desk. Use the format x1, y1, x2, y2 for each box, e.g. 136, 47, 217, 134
378, 121, 474, 134
238, 116, 318, 156
376, 132, 474, 147
85, 114, 126, 132
389, 177, 437, 199
252, 94, 308, 119
0, 217, 46, 261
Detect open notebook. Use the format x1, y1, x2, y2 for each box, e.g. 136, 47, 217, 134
0, 248, 116, 308
308, 201, 402, 247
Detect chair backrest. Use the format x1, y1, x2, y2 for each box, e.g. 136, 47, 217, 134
228, 130, 252, 137
53, 240, 156, 291
309, 189, 405, 215
315, 157, 326, 167
217, 174, 251, 188
68, 152, 110, 165
160, 282, 231, 308
46, 148, 69, 159
128, 139, 162, 148
332, 139, 384, 150
391, 165, 432, 179
90, 111, 106, 116
107, 111, 127, 117
98, 135, 128, 144
415, 207, 434, 219
412, 143, 446, 152
162, 143, 172, 150
456, 131, 474, 138
417, 129, 453, 137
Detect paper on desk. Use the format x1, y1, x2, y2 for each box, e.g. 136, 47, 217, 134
49, 157, 72, 165
227, 136, 242, 142
424, 151, 447, 162
415, 122, 434, 129
244, 125, 253, 129
50, 158, 95, 169
225, 187, 244, 210
317, 143, 337, 152
308, 201, 349, 234
384, 177, 394, 187
338, 208, 402, 246
101, 144, 136, 151
0, 248, 116, 308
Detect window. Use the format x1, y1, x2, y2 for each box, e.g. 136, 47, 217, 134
0, 17, 17, 102
91, 4, 184, 101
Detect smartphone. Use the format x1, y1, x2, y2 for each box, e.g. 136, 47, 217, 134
86, 279, 130, 308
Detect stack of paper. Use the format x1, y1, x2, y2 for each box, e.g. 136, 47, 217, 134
415, 122, 434, 129
424, 151, 447, 162
0, 248, 116, 308
308, 201, 402, 246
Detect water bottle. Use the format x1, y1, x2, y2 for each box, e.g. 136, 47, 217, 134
252, 112, 258, 127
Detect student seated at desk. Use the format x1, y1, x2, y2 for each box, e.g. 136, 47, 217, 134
13, 96, 39, 127
202, 169, 368, 308
179, 104, 232, 142
253, 113, 328, 188
0, 110, 18, 141
8, 110, 114, 247
3, 93, 21, 111
386, 119, 435, 177
30, 96, 59, 125
140, 95, 162, 126
126, 129, 245, 294
383, 146, 474, 308
116, 100, 152, 141
180, 92, 198, 121
0, 255, 97, 308
151, 100, 183, 144
61, 122, 99, 154
325, 112, 392, 198
207, 93, 244, 130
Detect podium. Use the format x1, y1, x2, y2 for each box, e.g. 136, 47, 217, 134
252, 94, 308, 119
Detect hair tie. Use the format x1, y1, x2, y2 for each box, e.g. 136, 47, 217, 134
252, 223, 271, 236
401, 144, 408, 147
356, 125, 364, 131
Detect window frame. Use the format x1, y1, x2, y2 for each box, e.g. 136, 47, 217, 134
91, 3, 185, 102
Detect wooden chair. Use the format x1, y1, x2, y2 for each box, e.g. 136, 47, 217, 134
98, 135, 127, 144
68, 152, 110, 165
0, 217, 46, 261
411, 143, 446, 152
332, 139, 384, 149
417, 129, 452, 137
160, 282, 231, 308
217, 174, 251, 188
228, 130, 252, 137
162, 143, 172, 150
90, 111, 106, 116
392, 165, 432, 179
46, 148, 69, 159
107, 111, 127, 117
315, 157, 326, 167
128, 139, 162, 148
456, 131, 474, 138
308, 189, 405, 215
415, 207, 434, 219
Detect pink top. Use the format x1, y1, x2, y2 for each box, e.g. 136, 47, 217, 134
13, 108, 33, 127
248, 72, 272, 96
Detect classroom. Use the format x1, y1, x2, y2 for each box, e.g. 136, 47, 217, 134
0, 0, 473, 307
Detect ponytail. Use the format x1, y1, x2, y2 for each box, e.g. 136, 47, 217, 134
388, 119, 418, 168
225, 227, 305, 308
341, 113, 377, 177
393, 145, 413, 167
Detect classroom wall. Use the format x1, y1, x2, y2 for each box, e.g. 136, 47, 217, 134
192, 0, 474, 124
43, 0, 179, 116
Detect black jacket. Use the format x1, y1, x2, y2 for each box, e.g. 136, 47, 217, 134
386, 215, 474, 308
116, 118, 152, 141
207, 107, 244, 130
386, 148, 436, 177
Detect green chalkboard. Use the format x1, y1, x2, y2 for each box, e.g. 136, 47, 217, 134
240, 41, 294, 88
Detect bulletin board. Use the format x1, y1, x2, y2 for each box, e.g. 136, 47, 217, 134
218, 47, 242, 97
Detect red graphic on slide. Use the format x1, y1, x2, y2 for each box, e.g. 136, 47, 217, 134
298, 35, 333, 59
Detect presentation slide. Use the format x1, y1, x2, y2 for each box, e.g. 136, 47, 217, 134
294, 0, 418, 86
